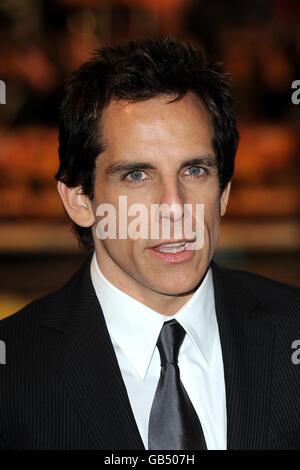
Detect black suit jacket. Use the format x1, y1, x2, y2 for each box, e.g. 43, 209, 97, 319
1, 255, 300, 450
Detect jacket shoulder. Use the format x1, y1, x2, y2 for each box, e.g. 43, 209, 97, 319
0, 255, 92, 336
0, 289, 59, 336
213, 262, 300, 320
216, 263, 300, 294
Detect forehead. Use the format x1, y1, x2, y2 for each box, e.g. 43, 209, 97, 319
100, 92, 213, 155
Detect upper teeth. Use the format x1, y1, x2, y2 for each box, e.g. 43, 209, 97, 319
156, 241, 187, 253
160, 242, 186, 247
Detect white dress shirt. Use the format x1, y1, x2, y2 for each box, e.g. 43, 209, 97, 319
90, 252, 227, 450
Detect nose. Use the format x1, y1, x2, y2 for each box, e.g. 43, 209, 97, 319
157, 177, 185, 223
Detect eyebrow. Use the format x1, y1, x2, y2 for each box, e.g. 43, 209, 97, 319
104, 155, 217, 176
178, 156, 217, 171
105, 161, 155, 176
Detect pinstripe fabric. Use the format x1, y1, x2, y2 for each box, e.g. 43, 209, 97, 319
0, 255, 300, 449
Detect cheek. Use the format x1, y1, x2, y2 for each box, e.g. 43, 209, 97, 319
203, 195, 222, 236
103, 235, 144, 259
100, 239, 135, 272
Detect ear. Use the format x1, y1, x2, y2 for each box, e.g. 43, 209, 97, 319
57, 181, 95, 227
220, 181, 231, 217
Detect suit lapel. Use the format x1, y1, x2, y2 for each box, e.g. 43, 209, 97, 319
43, 255, 144, 450
211, 262, 275, 449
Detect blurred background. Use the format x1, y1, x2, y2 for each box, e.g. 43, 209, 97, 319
0, 0, 299, 319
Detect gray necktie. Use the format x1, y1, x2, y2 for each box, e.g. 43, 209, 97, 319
148, 319, 207, 450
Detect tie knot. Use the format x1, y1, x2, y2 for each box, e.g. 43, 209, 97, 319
156, 319, 186, 367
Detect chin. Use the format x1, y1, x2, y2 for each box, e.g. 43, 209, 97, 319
153, 279, 200, 297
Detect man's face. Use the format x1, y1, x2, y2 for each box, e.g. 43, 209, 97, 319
91, 92, 230, 312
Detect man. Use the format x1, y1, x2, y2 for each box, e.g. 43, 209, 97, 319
0, 37, 300, 450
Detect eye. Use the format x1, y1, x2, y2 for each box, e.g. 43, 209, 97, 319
184, 166, 207, 178
124, 170, 147, 183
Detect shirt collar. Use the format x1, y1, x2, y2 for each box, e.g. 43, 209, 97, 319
90, 252, 216, 380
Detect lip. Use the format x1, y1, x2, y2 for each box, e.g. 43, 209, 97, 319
148, 245, 195, 264
147, 239, 197, 264
150, 239, 196, 249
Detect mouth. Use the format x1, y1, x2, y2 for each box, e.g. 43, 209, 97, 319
147, 239, 197, 263
150, 239, 196, 253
